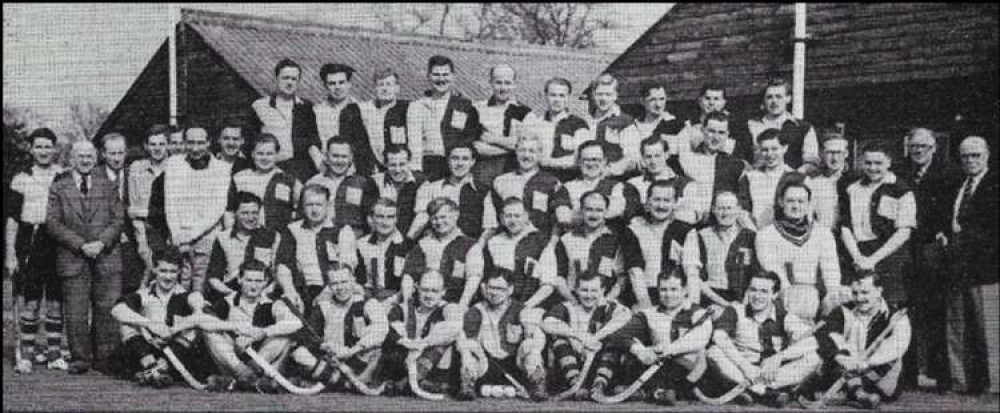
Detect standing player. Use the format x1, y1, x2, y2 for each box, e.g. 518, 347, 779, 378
315, 63, 378, 177
230, 133, 302, 233
737, 129, 800, 230
741, 78, 819, 171
564, 141, 641, 233
129, 125, 171, 274
215, 118, 253, 175
206, 192, 281, 304
683, 191, 759, 308
472, 64, 533, 185
306, 137, 379, 235
408, 143, 490, 241
369, 145, 423, 234
554, 191, 626, 303
360, 69, 420, 172
6, 128, 66, 373
409, 55, 481, 180
356, 198, 414, 303
530, 77, 590, 182
584, 73, 640, 178
401, 198, 477, 308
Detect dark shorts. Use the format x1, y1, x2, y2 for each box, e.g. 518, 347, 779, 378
15, 224, 61, 302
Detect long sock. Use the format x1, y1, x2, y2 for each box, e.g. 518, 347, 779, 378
19, 315, 39, 362
309, 359, 338, 384
44, 315, 63, 360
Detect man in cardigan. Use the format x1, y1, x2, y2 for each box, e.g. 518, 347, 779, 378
409, 55, 481, 181
472, 64, 533, 186
315, 63, 377, 177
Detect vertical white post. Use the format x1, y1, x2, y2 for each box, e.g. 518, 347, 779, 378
793, 3, 807, 119
168, 3, 178, 126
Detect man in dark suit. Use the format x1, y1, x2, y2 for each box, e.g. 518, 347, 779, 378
893, 128, 962, 389
943, 136, 998, 396
46, 140, 125, 374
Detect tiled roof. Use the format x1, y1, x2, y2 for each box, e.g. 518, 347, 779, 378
606, 3, 998, 101
182, 8, 615, 109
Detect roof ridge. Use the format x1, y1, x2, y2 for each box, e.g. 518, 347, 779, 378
180, 7, 617, 61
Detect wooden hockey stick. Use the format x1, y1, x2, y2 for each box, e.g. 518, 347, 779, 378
161, 346, 207, 390
552, 347, 599, 401
407, 351, 446, 401
246, 347, 324, 395
593, 310, 714, 404
807, 309, 908, 410
485, 356, 531, 399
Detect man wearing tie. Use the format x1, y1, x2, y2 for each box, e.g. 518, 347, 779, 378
943, 136, 998, 396
46, 140, 125, 374
100, 133, 144, 294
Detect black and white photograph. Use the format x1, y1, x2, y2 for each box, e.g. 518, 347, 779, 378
3, 3, 998, 411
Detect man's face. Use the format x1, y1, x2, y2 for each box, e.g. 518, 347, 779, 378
593, 84, 617, 113
301, 191, 330, 224
758, 138, 787, 169
546, 83, 570, 113
430, 206, 458, 236
645, 185, 676, 222
575, 277, 603, 310
276, 67, 301, 96
72, 144, 97, 175
103, 139, 127, 171
578, 146, 606, 179
324, 72, 352, 101
515, 140, 540, 172
641, 142, 667, 175
146, 134, 168, 162
152, 260, 181, 293
375, 75, 399, 102
581, 195, 607, 231
906, 131, 936, 167
186, 128, 211, 160
418, 274, 445, 309
745, 277, 777, 313
240, 270, 269, 299
862, 151, 890, 182
702, 119, 729, 152
764, 85, 790, 117
780, 186, 810, 221
642, 88, 667, 116
821, 139, 848, 172
219, 127, 244, 159
326, 143, 353, 176
490, 67, 516, 102
385, 151, 410, 183
370, 204, 398, 237
253, 142, 278, 171
699, 89, 726, 114
448, 148, 475, 179
959, 140, 989, 176
168, 132, 186, 156
713, 193, 740, 228
427, 64, 453, 95
235, 202, 261, 231
327, 268, 354, 303
851, 277, 882, 314
658, 276, 687, 310
483, 276, 513, 307
31, 138, 56, 166
501, 203, 527, 236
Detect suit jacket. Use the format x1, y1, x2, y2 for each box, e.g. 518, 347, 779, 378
45, 170, 125, 278
949, 168, 998, 286
893, 158, 962, 244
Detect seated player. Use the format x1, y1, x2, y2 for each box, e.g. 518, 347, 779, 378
381, 270, 463, 396
554, 191, 626, 303
812, 271, 912, 409
199, 260, 303, 393
206, 191, 281, 304
541, 272, 631, 399
290, 265, 389, 390
706, 270, 822, 407
109, 246, 210, 387
400, 198, 477, 307
356, 197, 414, 304
683, 190, 759, 309
598, 270, 712, 405
456, 271, 549, 401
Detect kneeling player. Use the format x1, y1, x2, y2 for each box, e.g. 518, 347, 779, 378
109, 246, 210, 387
706, 270, 822, 407
812, 271, 911, 409
290, 265, 388, 390
382, 270, 463, 396
456, 271, 548, 401
541, 271, 631, 399
200, 260, 303, 392
599, 270, 712, 405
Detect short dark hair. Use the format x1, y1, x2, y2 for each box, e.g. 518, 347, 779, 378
146, 124, 171, 142
702, 110, 730, 127
577, 140, 606, 158
579, 190, 609, 209
765, 78, 792, 95
447, 141, 477, 159
374, 68, 398, 82
427, 197, 459, 216
647, 178, 679, 201
851, 269, 885, 287
100, 133, 127, 151
234, 191, 263, 208
153, 245, 183, 267
427, 55, 454, 73
500, 196, 525, 211
544, 77, 572, 94
756, 128, 787, 146
778, 177, 812, 201
658, 268, 688, 287
640, 135, 668, 156
325, 136, 353, 156
371, 197, 398, 213
640, 82, 667, 99
482, 269, 513, 286
240, 259, 269, 277
320, 63, 356, 82
383, 144, 412, 160
252, 133, 281, 154
862, 142, 893, 160
700, 81, 727, 98
274, 58, 301, 77
28, 128, 58, 146
750, 270, 782, 292
301, 183, 332, 201
576, 270, 604, 288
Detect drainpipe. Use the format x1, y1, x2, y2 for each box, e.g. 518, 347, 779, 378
168, 3, 178, 126
793, 3, 807, 119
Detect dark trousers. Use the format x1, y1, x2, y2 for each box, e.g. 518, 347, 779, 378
63, 258, 122, 366
120, 240, 145, 295
907, 241, 949, 385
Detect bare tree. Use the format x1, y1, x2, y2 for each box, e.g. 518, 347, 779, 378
466, 3, 614, 48
63, 98, 109, 142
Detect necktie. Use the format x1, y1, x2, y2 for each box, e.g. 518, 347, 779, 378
80, 175, 89, 196
958, 177, 975, 219
914, 167, 924, 184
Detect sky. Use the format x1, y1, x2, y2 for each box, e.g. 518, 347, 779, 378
2, 3, 672, 128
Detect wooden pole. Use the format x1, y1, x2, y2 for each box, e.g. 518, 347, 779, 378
168, 3, 178, 126
793, 3, 807, 119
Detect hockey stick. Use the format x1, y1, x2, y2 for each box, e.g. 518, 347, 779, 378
406, 351, 446, 401
552, 346, 599, 401
245, 347, 324, 395
484, 355, 531, 399
593, 310, 713, 404
280, 296, 385, 396
806, 309, 908, 410
695, 320, 827, 406
141, 326, 206, 390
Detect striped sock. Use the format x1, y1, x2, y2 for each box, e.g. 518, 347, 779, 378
19, 315, 39, 362
44, 315, 63, 361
